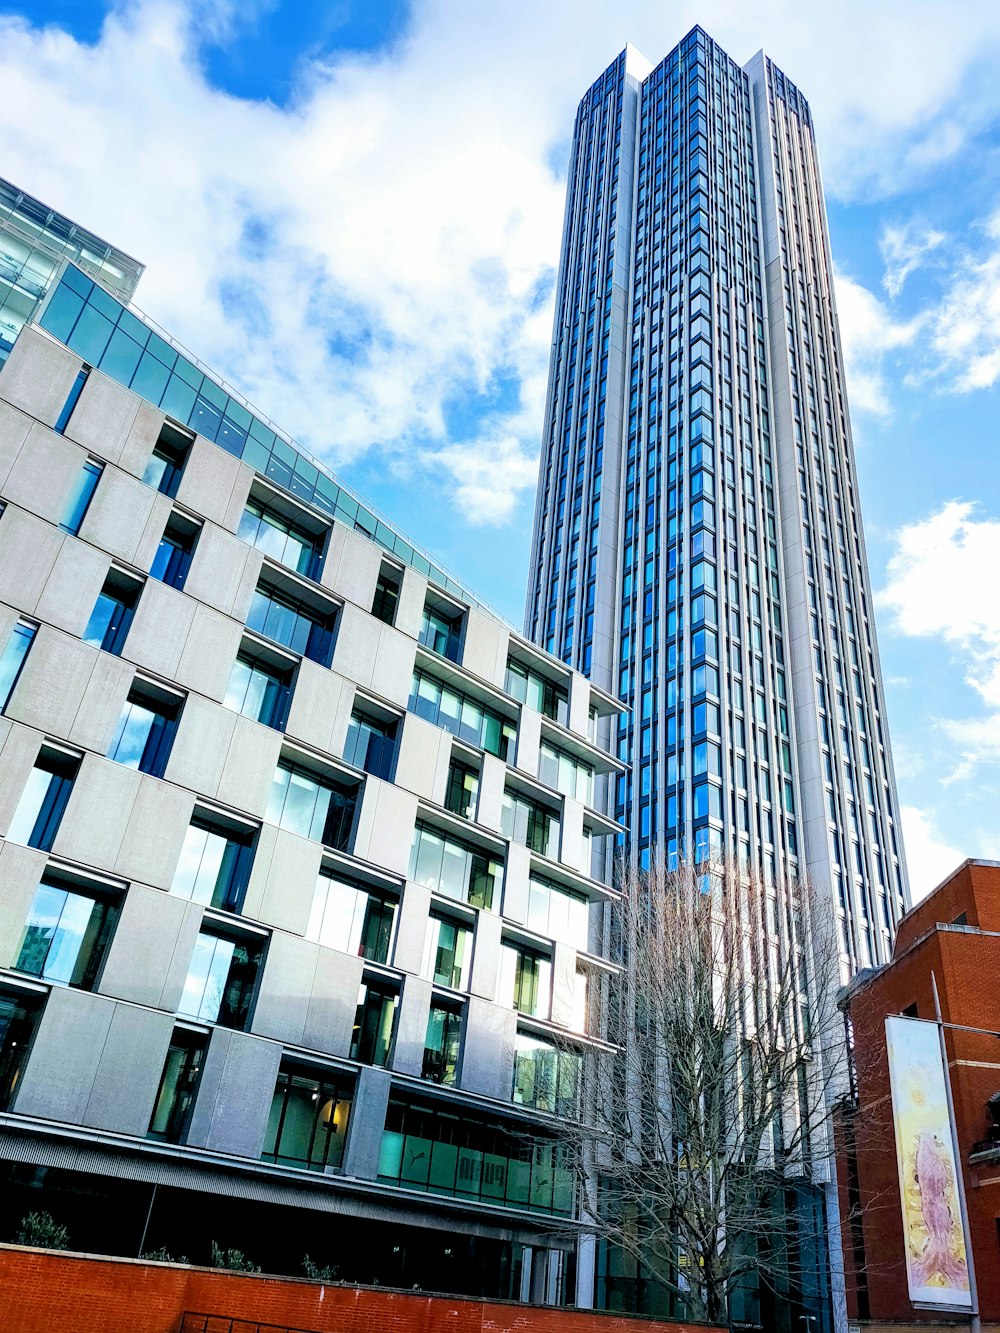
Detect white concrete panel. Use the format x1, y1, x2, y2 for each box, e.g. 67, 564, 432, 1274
114, 775, 195, 890
477, 754, 508, 834
245, 827, 323, 936
69, 651, 134, 754
0, 400, 32, 489
392, 880, 431, 976
352, 778, 416, 876
560, 797, 585, 874
283, 659, 347, 757
217, 714, 284, 817
163, 695, 236, 799
77, 465, 165, 564
324, 525, 381, 610
461, 609, 507, 688
0, 839, 47, 967
187, 1028, 282, 1159
395, 567, 426, 640
0, 505, 63, 614
469, 906, 503, 1002
514, 706, 541, 779
174, 603, 243, 701
52, 753, 141, 869
549, 942, 579, 1029
0, 326, 82, 429
6, 626, 96, 739
251, 932, 319, 1047
183, 522, 257, 618
117, 400, 165, 478
82, 1002, 175, 1136
303, 946, 365, 1057
371, 624, 417, 707
118, 578, 195, 680
35, 537, 111, 636
0, 722, 43, 839
13, 987, 113, 1124
391, 974, 433, 1077
65, 373, 140, 466
331, 602, 380, 691
460, 997, 517, 1101
500, 843, 532, 926
393, 714, 448, 803
99, 883, 204, 1013
176, 436, 247, 529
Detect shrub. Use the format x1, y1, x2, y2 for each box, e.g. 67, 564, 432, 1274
209, 1240, 260, 1273
302, 1254, 338, 1281
15, 1211, 69, 1250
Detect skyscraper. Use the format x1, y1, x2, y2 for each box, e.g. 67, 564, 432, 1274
527, 25, 909, 975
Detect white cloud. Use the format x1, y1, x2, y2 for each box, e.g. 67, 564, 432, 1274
832, 271, 921, 415
880, 222, 946, 298
900, 806, 965, 903
878, 501, 1000, 780
925, 210, 1000, 391
4, 0, 1000, 536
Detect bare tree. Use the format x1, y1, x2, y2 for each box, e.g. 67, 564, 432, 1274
560, 855, 851, 1326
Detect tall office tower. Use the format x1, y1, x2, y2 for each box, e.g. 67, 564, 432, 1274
526, 23, 910, 1326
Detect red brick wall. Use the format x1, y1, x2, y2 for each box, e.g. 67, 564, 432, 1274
0, 1246, 722, 1333
840, 862, 1000, 1323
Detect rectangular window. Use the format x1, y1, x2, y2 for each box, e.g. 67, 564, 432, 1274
350, 982, 398, 1066
409, 822, 502, 910
343, 707, 397, 780
224, 648, 293, 731
307, 872, 397, 963
179, 926, 265, 1029
423, 914, 472, 990
419, 602, 463, 662
238, 496, 321, 579
247, 580, 336, 667
107, 679, 183, 777
0, 620, 36, 711
538, 741, 594, 805
53, 367, 90, 434
171, 810, 257, 913
59, 458, 103, 535
0, 986, 43, 1112
498, 942, 552, 1020
504, 658, 569, 726
266, 759, 360, 851
16, 872, 119, 990
422, 999, 462, 1084
263, 1064, 353, 1171
82, 568, 143, 654
444, 758, 479, 821
141, 426, 190, 498
5, 745, 79, 851
147, 1028, 206, 1143
513, 1032, 581, 1118
149, 513, 199, 591
501, 788, 561, 859
526, 876, 589, 951
409, 669, 516, 762
371, 570, 400, 626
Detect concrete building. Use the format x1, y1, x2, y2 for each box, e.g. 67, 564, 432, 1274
838, 860, 1000, 1330
525, 24, 910, 1328
0, 218, 624, 1300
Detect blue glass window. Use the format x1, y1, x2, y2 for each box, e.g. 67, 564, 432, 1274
150, 515, 198, 591
16, 874, 118, 989
5, 747, 79, 852
82, 571, 142, 655
107, 682, 183, 777
53, 368, 90, 434
247, 582, 336, 667
171, 811, 257, 913
59, 458, 103, 535
0, 621, 36, 711
224, 650, 293, 731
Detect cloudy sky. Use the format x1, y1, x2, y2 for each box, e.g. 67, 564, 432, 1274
2, 0, 1000, 901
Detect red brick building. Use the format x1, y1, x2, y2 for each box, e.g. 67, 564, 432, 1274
837, 859, 1000, 1329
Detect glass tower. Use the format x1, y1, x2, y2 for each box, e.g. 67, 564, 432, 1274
527, 26, 909, 973
526, 26, 911, 1327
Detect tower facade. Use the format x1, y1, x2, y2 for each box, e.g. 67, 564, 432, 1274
527, 26, 908, 976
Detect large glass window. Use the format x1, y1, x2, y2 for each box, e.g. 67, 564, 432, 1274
343, 708, 397, 781
224, 649, 293, 731
266, 760, 360, 851
306, 872, 396, 963
0, 620, 36, 712
501, 788, 561, 859
147, 1028, 205, 1143
141, 428, 189, 498
409, 822, 502, 911
171, 811, 257, 913
423, 999, 462, 1085
107, 680, 183, 777
409, 669, 516, 761
505, 659, 569, 726
263, 1064, 353, 1171
538, 741, 594, 805
378, 1097, 573, 1215
423, 914, 472, 990
5, 746, 79, 852
82, 569, 142, 655
247, 581, 336, 667
419, 603, 462, 662
149, 513, 198, 591
371, 570, 400, 626
498, 942, 552, 1020
238, 497, 321, 579
444, 757, 479, 820
179, 927, 265, 1029
350, 982, 398, 1066
513, 1032, 582, 1118
0, 986, 43, 1112
525, 876, 590, 951
59, 458, 102, 535
15, 874, 118, 989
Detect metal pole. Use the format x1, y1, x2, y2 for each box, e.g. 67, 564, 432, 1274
138, 1182, 158, 1258
930, 972, 980, 1333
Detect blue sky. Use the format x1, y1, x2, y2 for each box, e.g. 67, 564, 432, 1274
3, 0, 1000, 900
